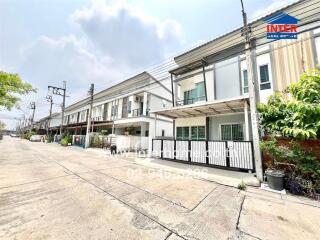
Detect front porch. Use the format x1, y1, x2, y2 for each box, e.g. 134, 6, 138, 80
152, 96, 255, 172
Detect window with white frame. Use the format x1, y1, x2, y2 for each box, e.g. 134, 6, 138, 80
259, 65, 271, 90
127, 101, 132, 113
79, 110, 86, 122
220, 123, 244, 141
111, 105, 118, 117
315, 36, 320, 65
242, 69, 249, 94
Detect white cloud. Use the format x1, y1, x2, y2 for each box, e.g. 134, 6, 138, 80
252, 0, 298, 20
70, 0, 183, 68
7, 1, 183, 124
19, 35, 123, 92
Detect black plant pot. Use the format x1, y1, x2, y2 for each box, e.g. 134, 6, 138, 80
265, 169, 285, 191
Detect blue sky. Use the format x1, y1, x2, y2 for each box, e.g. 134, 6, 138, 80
0, 0, 296, 129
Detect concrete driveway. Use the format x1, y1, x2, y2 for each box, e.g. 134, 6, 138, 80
0, 136, 319, 240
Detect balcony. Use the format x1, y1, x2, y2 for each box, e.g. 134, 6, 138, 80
176, 96, 206, 106
130, 108, 150, 117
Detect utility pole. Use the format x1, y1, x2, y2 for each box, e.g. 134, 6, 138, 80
48, 81, 66, 136
240, 0, 263, 181
30, 102, 36, 131
85, 83, 94, 148
46, 95, 53, 137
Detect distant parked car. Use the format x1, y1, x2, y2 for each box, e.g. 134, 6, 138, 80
0, 134, 3, 140
10, 133, 19, 137
30, 135, 42, 142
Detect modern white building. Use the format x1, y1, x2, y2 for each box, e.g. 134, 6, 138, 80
54, 71, 174, 149
151, 0, 320, 175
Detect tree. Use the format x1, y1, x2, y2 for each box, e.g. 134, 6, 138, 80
258, 69, 320, 140
0, 71, 36, 110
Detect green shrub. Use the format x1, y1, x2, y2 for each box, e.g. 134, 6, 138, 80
261, 138, 320, 198
237, 181, 247, 191
60, 135, 71, 147
258, 69, 320, 140
90, 134, 101, 148
22, 131, 36, 140
100, 130, 109, 135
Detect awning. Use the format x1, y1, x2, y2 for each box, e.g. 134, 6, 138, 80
64, 120, 113, 129
152, 96, 249, 119
169, 59, 207, 76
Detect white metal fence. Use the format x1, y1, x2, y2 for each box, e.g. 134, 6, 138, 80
152, 139, 254, 172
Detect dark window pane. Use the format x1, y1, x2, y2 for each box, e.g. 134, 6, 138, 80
243, 70, 248, 93
177, 127, 182, 139
221, 125, 232, 140
196, 82, 205, 99
183, 127, 189, 140
260, 83, 271, 90
127, 101, 131, 113
198, 126, 206, 140
232, 124, 244, 140
260, 65, 269, 83
191, 126, 197, 140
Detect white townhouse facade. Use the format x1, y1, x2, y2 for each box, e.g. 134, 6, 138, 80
32, 112, 62, 135
151, 0, 320, 175
58, 71, 173, 149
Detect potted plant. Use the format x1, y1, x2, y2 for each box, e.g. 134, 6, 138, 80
261, 138, 320, 195
265, 169, 285, 191
260, 138, 285, 191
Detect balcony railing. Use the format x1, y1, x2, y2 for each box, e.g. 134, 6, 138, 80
131, 108, 150, 117
176, 96, 206, 106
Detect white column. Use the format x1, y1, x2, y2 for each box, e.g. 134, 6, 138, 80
148, 114, 157, 157
143, 92, 148, 115
244, 100, 250, 141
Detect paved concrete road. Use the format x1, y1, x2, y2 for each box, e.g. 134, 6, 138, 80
0, 137, 319, 240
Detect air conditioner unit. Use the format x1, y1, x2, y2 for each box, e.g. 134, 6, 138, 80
134, 96, 142, 102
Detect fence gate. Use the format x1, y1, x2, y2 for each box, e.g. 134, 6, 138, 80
73, 135, 86, 147
152, 139, 255, 172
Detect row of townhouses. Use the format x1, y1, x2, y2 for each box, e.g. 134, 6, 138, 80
30, 0, 320, 178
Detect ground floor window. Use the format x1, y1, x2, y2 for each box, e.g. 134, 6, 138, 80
220, 124, 244, 141
176, 126, 189, 140
191, 126, 205, 140
177, 126, 205, 140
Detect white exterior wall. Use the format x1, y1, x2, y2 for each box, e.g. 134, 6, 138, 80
155, 119, 173, 137
241, 52, 273, 104
117, 98, 123, 119
173, 114, 251, 141
176, 117, 206, 127
205, 65, 214, 101
209, 113, 252, 141
146, 78, 172, 102
49, 114, 61, 127
314, 32, 320, 65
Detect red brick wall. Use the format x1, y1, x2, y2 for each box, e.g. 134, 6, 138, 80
262, 137, 320, 161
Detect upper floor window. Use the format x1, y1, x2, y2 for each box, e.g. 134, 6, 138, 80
127, 101, 132, 113
111, 105, 118, 117
183, 82, 205, 105
242, 70, 249, 94
259, 65, 271, 90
